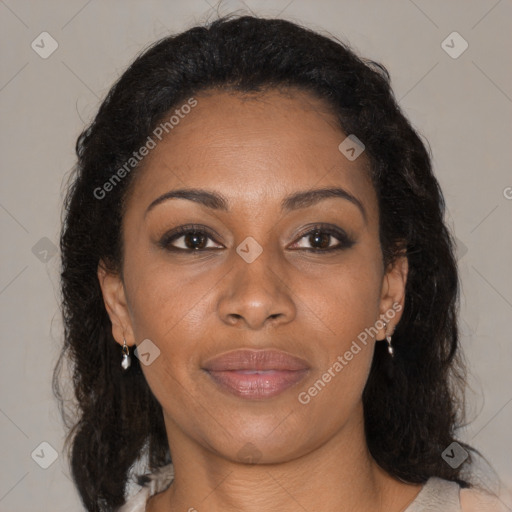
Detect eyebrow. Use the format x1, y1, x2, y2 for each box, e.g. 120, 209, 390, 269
144, 186, 367, 224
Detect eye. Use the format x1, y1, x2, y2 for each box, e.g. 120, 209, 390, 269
158, 225, 224, 252
289, 224, 355, 252
158, 223, 355, 253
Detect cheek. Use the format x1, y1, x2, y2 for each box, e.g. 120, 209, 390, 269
122, 257, 219, 403
291, 272, 381, 440
124, 255, 217, 341
293, 253, 383, 345
289, 253, 382, 409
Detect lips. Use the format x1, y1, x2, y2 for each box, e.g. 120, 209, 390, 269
202, 349, 310, 399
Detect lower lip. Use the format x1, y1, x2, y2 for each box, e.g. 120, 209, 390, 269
205, 369, 309, 399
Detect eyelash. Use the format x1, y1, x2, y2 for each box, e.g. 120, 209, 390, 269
158, 223, 355, 253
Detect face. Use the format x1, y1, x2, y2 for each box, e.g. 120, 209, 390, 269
98, 88, 407, 464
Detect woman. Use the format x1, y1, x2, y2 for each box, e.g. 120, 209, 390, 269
54, 15, 508, 512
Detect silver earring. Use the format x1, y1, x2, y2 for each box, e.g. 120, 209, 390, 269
386, 333, 394, 357
121, 338, 131, 370
382, 321, 394, 357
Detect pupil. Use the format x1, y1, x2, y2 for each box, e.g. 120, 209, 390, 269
185, 232, 206, 249
310, 231, 330, 249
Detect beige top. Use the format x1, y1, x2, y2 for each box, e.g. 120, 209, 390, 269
119, 464, 510, 512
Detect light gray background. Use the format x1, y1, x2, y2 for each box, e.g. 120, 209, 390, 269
1, 1, 511, 510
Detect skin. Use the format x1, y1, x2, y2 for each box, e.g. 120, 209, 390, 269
98, 88, 421, 511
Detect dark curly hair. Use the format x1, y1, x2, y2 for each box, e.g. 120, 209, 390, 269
54, 14, 476, 511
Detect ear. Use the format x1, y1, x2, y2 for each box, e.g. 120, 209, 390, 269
97, 259, 136, 347
376, 252, 408, 341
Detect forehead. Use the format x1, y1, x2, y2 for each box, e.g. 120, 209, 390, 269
123, 88, 377, 222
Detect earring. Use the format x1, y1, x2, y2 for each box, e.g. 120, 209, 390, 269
386, 333, 394, 357
121, 338, 131, 370
382, 321, 394, 357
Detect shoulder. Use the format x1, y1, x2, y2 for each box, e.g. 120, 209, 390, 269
460, 486, 512, 512
118, 487, 150, 512
405, 476, 511, 512
405, 477, 461, 511
118, 463, 175, 512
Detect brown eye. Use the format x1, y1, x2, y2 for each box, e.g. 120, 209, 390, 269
290, 224, 355, 252
182, 231, 208, 250
308, 231, 332, 249
159, 225, 224, 252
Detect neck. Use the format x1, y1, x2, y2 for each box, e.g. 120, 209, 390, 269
149, 403, 421, 512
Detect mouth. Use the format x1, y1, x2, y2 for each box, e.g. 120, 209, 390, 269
202, 349, 310, 400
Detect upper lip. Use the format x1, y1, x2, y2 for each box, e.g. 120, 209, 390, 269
202, 349, 310, 372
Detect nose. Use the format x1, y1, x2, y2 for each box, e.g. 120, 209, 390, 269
217, 251, 296, 330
